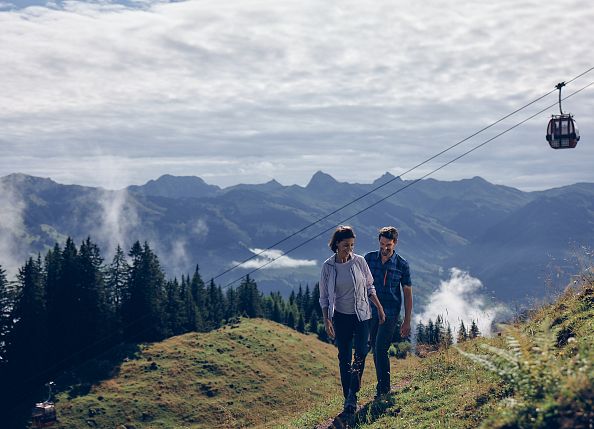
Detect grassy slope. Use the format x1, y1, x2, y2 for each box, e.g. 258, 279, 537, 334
52, 319, 354, 429
50, 279, 593, 429
290, 279, 593, 429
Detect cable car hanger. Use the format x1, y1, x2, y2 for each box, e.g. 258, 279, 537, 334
546, 81, 580, 149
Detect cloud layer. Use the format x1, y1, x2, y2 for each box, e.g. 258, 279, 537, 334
416, 268, 509, 338
232, 248, 317, 270
1, 0, 593, 190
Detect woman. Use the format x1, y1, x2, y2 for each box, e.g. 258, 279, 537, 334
319, 225, 386, 415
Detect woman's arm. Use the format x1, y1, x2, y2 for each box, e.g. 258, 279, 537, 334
369, 293, 386, 324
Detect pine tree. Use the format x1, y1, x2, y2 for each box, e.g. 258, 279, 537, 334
76, 237, 110, 359
237, 275, 262, 318
165, 278, 185, 336
5, 257, 47, 383
434, 315, 444, 346
416, 321, 426, 344
0, 264, 14, 365
296, 312, 305, 333
303, 284, 311, 323
180, 275, 198, 332
205, 279, 224, 329
271, 297, 283, 323
122, 241, 167, 342
225, 286, 238, 322
457, 321, 468, 343
105, 244, 129, 317
308, 310, 319, 334
190, 265, 206, 331
286, 310, 296, 329
444, 322, 454, 348
469, 320, 481, 339
427, 319, 435, 345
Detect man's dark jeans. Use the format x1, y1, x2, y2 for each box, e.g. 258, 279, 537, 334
370, 314, 399, 395
333, 311, 370, 400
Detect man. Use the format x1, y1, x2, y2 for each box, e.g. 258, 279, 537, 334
365, 226, 413, 398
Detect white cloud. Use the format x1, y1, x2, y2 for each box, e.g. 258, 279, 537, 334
416, 268, 509, 338
232, 248, 317, 270
0, 177, 28, 277
1, 0, 593, 190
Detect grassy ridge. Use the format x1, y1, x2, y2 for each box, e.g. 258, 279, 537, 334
52, 319, 348, 428
292, 279, 593, 429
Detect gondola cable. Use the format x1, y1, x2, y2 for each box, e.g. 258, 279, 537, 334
221, 79, 594, 290
11, 71, 594, 418
213, 66, 594, 283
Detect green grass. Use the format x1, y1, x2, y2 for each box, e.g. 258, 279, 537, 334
286, 278, 594, 429
51, 319, 347, 428
49, 278, 593, 429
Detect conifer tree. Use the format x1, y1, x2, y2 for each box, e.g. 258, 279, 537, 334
303, 284, 311, 323
237, 275, 261, 318
180, 275, 198, 332
457, 321, 468, 343
286, 310, 296, 329
0, 264, 14, 365
122, 241, 166, 342
205, 279, 224, 328
165, 278, 185, 336
190, 265, 206, 331
308, 310, 319, 334
469, 320, 481, 339
76, 237, 110, 359
225, 286, 238, 322
427, 319, 435, 345
434, 315, 444, 345
416, 321, 426, 344
444, 322, 454, 347
6, 257, 47, 382
296, 312, 305, 333
105, 244, 129, 318
271, 297, 283, 323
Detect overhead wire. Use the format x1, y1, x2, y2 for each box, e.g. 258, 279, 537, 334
212, 66, 594, 283
8, 69, 594, 414
221, 79, 594, 289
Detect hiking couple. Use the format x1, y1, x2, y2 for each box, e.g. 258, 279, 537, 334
319, 225, 413, 415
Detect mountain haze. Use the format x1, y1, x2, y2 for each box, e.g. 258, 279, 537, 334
1, 171, 592, 304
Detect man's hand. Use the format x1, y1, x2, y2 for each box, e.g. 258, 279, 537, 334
400, 317, 411, 338
324, 318, 335, 339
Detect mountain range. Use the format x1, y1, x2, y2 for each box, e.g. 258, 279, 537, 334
1, 171, 593, 306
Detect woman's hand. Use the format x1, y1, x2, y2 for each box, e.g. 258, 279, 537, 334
378, 307, 386, 325
324, 318, 335, 339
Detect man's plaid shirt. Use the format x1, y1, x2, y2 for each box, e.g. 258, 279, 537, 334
364, 250, 411, 318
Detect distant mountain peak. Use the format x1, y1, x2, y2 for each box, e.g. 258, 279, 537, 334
128, 174, 220, 199
373, 172, 400, 186
306, 171, 339, 189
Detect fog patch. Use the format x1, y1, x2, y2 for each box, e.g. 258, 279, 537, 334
416, 268, 508, 338
92, 188, 140, 259
232, 248, 317, 269
0, 179, 28, 277
192, 218, 208, 238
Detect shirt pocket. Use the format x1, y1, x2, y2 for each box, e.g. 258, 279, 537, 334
387, 268, 402, 288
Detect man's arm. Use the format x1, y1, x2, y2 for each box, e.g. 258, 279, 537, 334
400, 285, 413, 337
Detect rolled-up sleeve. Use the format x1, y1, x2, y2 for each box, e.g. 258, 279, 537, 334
319, 263, 330, 309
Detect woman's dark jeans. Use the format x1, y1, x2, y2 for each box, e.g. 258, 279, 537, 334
333, 311, 370, 401
370, 314, 399, 395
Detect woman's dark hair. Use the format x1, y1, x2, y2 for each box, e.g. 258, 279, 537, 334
329, 225, 356, 253
378, 226, 398, 241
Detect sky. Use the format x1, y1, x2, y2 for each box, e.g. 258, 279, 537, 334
1, 0, 594, 191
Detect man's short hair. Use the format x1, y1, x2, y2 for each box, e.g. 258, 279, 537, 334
329, 225, 356, 252
378, 226, 398, 241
